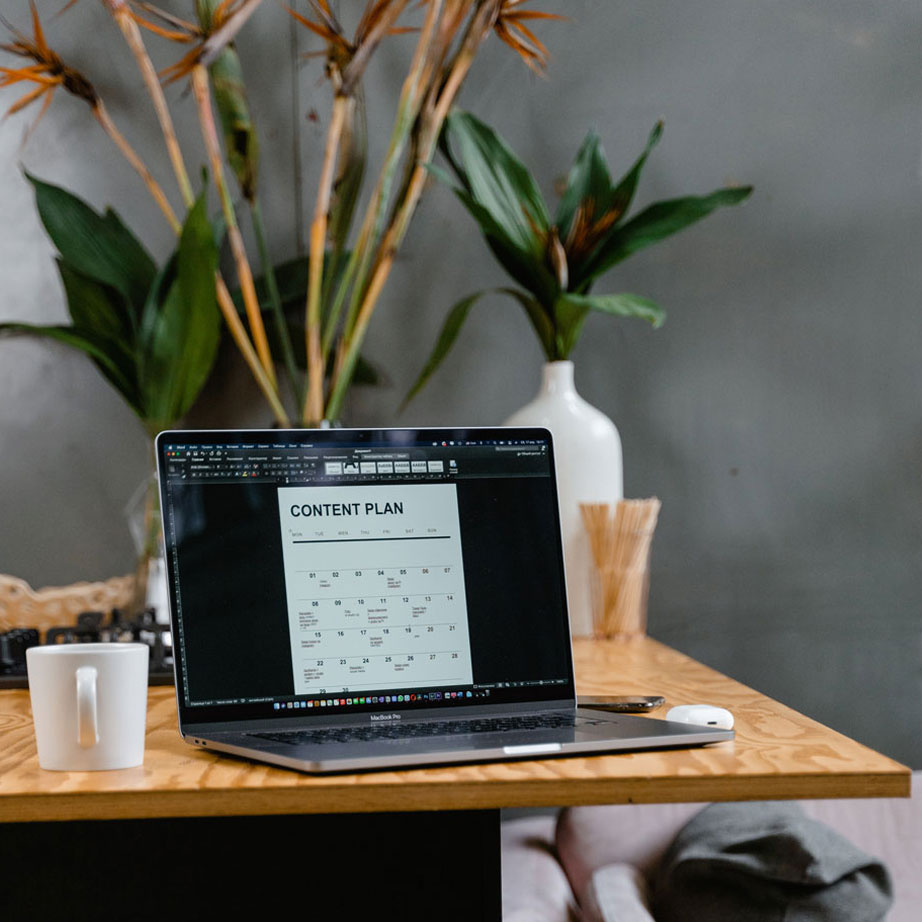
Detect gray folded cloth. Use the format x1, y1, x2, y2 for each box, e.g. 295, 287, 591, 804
652, 801, 893, 922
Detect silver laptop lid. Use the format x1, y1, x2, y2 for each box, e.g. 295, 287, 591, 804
155, 427, 575, 730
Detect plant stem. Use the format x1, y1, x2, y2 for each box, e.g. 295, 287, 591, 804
320, 92, 365, 349
288, 6, 305, 256
191, 65, 277, 390
304, 91, 349, 425
338, 0, 441, 344
326, 3, 497, 421
91, 100, 181, 234
323, 0, 443, 414
294, 0, 415, 423
98, 1, 288, 424
107, 3, 195, 208
340, 0, 412, 97
250, 197, 301, 408
214, 275, 291, 425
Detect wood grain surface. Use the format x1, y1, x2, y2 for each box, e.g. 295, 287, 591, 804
0, 637, 909, 823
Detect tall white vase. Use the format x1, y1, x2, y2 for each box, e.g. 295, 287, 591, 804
504, 361, 623, 637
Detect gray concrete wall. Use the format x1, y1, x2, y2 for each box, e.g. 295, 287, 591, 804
1, 2, 920, 767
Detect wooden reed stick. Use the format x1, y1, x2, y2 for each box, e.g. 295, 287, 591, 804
580, 498, 661, 637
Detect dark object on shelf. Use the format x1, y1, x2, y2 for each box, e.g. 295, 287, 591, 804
0, 608, 173, 688
45, 610, 108, 645
0, 628, 40, 675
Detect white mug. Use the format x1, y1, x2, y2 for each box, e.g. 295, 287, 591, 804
26, 643, 150, 771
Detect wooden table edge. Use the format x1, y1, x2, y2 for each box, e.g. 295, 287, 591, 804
0, 766, 910, 824
1, 637, 912, 823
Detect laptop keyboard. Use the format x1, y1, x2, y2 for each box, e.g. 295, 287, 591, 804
249, 712, 608, 747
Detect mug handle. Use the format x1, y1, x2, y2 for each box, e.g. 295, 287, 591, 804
76, 666, 99, 748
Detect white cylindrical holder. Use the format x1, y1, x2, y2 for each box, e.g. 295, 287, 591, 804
26, 643, 149, 771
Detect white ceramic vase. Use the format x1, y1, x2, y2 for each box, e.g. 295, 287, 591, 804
504, 361, 623, 637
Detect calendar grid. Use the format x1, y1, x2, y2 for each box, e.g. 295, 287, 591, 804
278, 483, 474, 695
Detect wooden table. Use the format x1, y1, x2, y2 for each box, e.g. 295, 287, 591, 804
0, 638, 909, 919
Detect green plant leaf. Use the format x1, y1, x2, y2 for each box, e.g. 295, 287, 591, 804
56, 261, 142, 407
352, 355, 382, 387
556, 123, 665, 290
582, 185, 753, 282
57, 259, 135, 351
554, 129, 612, 240
451, 188, 557, 304
558, 291, 666, 328
551, 294, 591, 359
138, 193, 220, 429
0, 320, 142, 412
607, 120, 664, 227
140, 282, 188, 430
402, 286, 560, 405
401, 291, 487, 411
500, 288, 556, 361
442, 110, 550, 264
437, 112, 560, 305
138, 251, 178, 349
255, 256, 309, 313
547, 292, 665, 360
174, 196, 221, 405
27, 173, 157, 317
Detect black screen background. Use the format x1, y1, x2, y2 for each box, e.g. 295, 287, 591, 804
165, 473, 571, 715
167, 482, 291, 703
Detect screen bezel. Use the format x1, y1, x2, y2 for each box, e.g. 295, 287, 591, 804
155, 426, 575, 728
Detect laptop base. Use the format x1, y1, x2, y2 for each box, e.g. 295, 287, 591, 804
185, 707, 733, 774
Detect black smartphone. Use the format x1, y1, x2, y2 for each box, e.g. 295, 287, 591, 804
578, 695, 665, 713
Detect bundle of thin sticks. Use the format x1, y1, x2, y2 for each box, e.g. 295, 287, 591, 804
580, 499, 662, 638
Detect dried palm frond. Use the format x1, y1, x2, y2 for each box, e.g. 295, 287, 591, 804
0, 1, 95, 129
0, 1, 180, 230
127, 2, 202, 83
129, 1, 198, 44
130, 0, 263, 83
287, 0, 411, 92
494, 0, 564, 72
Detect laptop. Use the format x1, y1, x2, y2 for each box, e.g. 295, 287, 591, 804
154, 426, 732, 773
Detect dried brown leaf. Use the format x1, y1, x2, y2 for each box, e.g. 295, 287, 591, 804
493, 0, 563, 71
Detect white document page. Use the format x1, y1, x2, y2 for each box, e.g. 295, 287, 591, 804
277, 484, 474, 695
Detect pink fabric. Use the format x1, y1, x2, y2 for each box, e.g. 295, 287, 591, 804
556, 801, 705, 900
502, 815, 579, 922
582, 864, 655, 922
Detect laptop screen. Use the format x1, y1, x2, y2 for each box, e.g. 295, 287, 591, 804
156, 427, 574, 725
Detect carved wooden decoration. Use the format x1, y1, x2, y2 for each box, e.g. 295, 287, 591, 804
0, 573, 135, 640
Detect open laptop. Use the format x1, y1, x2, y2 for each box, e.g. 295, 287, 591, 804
154, 426, 732, 773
